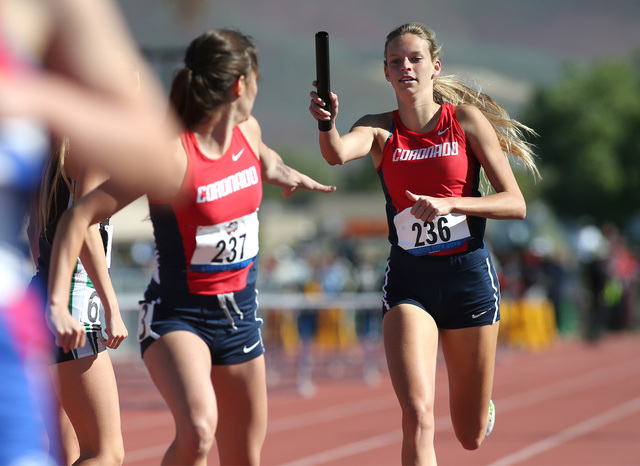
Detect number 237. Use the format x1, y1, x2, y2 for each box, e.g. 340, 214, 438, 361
210, 234, 246, 263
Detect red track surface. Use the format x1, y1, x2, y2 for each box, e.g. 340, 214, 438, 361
116, 334, 640, 465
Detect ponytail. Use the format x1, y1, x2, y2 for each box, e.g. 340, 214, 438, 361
169, 28, 259, 129
434, 75, 540, 178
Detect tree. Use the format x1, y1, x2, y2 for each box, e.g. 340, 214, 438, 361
524, 56, 640, 227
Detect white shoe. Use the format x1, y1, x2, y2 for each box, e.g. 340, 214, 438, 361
486, 400, 495, 437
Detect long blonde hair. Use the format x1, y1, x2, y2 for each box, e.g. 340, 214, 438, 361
385, 23, 540, 178
37, 137, 73, 245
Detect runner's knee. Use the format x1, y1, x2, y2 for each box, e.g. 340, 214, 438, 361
400, 398, 435, 438
177, 415, 216, 459
454, 421, 486, 450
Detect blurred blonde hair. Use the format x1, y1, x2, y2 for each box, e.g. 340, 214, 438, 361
385, 23, 540, 179
37, 137, 73, 245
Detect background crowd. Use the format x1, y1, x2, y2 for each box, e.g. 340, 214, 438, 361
110, 198, 640, 353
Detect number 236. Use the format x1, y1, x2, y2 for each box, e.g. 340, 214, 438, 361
412, 217, 451, 246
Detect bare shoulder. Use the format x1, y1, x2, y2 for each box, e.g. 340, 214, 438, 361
453, 104, 487, 132
352, 112, 394, 152
353, 112, 393, 132
238, 115, 260, 133
238, 115, 261, 148
453, 104, 484, 120
352, 112, 393, 163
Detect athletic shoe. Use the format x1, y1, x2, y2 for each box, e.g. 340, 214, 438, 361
486, 399, 495, 437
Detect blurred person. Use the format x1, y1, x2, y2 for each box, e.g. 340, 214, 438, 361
0, 0, 179, 463
0, 3, 52, 461
27, 50, 141, 464
309, 22, 538, 464
297, 279, 322, 396
48, 28, 335, 465
27, 137, 127, 465
601, 223, 638, 332
0, 0, 179, 192
577, 222, 611, 342
354, 257, 385, 385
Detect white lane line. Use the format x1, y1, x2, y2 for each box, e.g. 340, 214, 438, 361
495, 357, 639, 414
279, 358, 640, 465
279, 430, 402, 466
268, 394, 397, 433
279, 413, 453, 466
123, 356, 640, 462
488, 396, 640, 466
120, 393, 399, 462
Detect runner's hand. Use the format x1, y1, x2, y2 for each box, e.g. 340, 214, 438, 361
406, 190, 453, 222
46, 307, 87, 352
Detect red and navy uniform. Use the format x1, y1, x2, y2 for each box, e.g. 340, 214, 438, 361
140, 126, 265, 364
378, 104, 485, 255
378, 105, 500, 329
147, 126, 262, 301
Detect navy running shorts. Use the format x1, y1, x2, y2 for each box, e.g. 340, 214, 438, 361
382, 243, 500, 329
138, 280, 264, 365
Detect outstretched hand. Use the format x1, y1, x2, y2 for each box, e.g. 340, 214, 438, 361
406, 190, 452, 222
282, 173, 336, 198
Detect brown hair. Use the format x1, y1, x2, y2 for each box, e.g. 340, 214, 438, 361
169, 28, 259, 129
385, 23, 539, 178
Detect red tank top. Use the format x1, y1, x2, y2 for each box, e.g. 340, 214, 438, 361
377, 104, 483, 255
149, 127, 262, 295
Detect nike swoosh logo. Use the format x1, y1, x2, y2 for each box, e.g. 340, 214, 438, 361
243, 340, 261, 353
232, 148, 244, 162
437, 126, 450, 135
471, 310, 488, 319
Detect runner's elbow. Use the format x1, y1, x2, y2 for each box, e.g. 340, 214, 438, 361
322, 153, 347, 166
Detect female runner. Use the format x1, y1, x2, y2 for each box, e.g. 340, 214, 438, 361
28, 137, 127, 465
48, 28, 335, 465
309, 22, 538, 464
